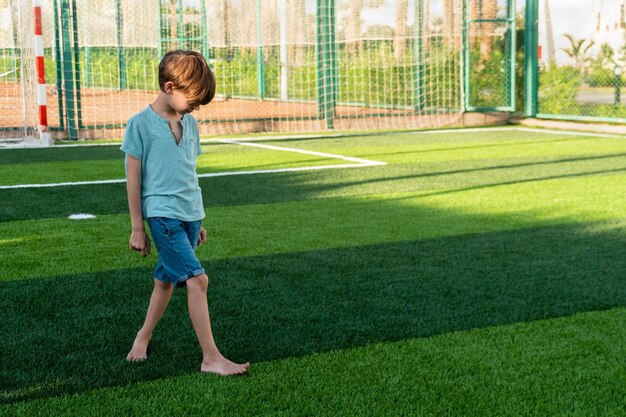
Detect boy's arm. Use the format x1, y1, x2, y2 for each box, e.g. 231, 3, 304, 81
126, 154, 151, 257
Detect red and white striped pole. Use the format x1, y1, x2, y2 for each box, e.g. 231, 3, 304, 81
33, 0, 49, 146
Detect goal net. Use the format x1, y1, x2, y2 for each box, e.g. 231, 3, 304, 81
0, 0, 47, 146
1, 0, 469, 140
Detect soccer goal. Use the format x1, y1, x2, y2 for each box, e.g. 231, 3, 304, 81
1, 0, 522, 141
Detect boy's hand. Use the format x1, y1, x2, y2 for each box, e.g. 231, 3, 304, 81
198, 227, 207, 246
130, 230, 151, 257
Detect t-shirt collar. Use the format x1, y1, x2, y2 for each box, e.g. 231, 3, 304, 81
147, 104, 186, 125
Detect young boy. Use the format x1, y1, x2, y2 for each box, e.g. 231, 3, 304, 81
121, 50, 249, 376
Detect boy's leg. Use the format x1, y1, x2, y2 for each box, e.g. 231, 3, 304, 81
186, 273, 250, 375
127, 278, 174, 361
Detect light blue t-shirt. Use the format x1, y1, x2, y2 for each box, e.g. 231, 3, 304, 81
120, 105, 205, 222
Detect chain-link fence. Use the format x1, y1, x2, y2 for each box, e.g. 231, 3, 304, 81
538, 0, 626, 122
465, 0, 517, 111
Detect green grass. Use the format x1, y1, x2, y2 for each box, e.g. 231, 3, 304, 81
2, 128, 626, 416
0, 141, 348, 186
4, 309, 626, 416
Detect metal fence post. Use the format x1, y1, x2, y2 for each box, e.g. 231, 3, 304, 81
316, 0, 325, 119
177, 0, 183, 48
52, 0, 65, 130
60, 0, 77, 139
461, 0, 469, 112
614, 65, 622, 106
506, 0, 516, 110
524, 0, 538, 117
201, 0, 209, 59
413, 0, 425, 112
116, 0, 127, 90
256, 0, 266, 98
157, 0, 163, 59
316, 0, 335, 129
70, 0, 83, 129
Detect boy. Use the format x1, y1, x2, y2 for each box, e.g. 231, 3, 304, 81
121, 50, 249, 376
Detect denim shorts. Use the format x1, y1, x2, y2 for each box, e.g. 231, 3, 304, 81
147, 217, 205, 288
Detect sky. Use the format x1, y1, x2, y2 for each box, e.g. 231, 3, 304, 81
540, 0, 626, 64
180, 0, 618, 65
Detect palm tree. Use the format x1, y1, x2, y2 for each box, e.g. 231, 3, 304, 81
471, 0, 498, 59
346, 0, 363, 56
169, 0, 178, 50
423, 0, 430, 50
443, 0, 459, 50
544, 0, 556, 66
224, 0, 233, 61
238, 1, 255, 56
293, 0, 308, 62
464, 0, 498, 58
562, 33, 595, 71
394, 0, 408, 60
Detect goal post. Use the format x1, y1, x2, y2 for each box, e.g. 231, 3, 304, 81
0, 0, 49, 147
34, 0, 50, 146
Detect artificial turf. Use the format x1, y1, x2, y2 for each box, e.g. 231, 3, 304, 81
1, 128, 626, 416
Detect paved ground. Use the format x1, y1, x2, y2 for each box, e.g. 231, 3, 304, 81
575, 87, 626, 105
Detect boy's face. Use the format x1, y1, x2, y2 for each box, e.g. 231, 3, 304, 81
164, 82, 198, 115
169, 89, 198, 115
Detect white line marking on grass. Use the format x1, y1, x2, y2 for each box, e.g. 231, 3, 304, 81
198, 163, 378, 178
218, 139, 386, 166
7, 126, 623, 150
46, 142, 123, 148
0, 140, 386, 189
513, 127, 626, 139
0, 178, 126, 189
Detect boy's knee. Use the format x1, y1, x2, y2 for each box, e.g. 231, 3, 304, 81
187, 273, 209, 291
154, 279, 173, 290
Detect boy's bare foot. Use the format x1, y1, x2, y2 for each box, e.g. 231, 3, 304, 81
201, 355, 250, 376
126, 331, 150, 362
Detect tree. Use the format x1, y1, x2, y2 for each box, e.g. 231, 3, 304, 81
292, 0, 308, 62
469, 0, 498, 59
423, 0, 430, 50
562, 33, 595, 71
224, 0, 233, 61
442, 0, 460, 50
544, 0, 556, 66
586, 42, 616, 87
596, 42, 616, 69
169, 0, 178, 49
394, 0, 408, 60
236, 0, 256, 56
345, 0, 363, 55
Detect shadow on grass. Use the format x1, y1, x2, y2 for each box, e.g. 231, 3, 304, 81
0, 145, 123, 165
2, 149, 626, 223
2, 220, 626, 403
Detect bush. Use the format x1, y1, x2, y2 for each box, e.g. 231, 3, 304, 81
585, 67, 616, 88
538, 65, 582, 114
